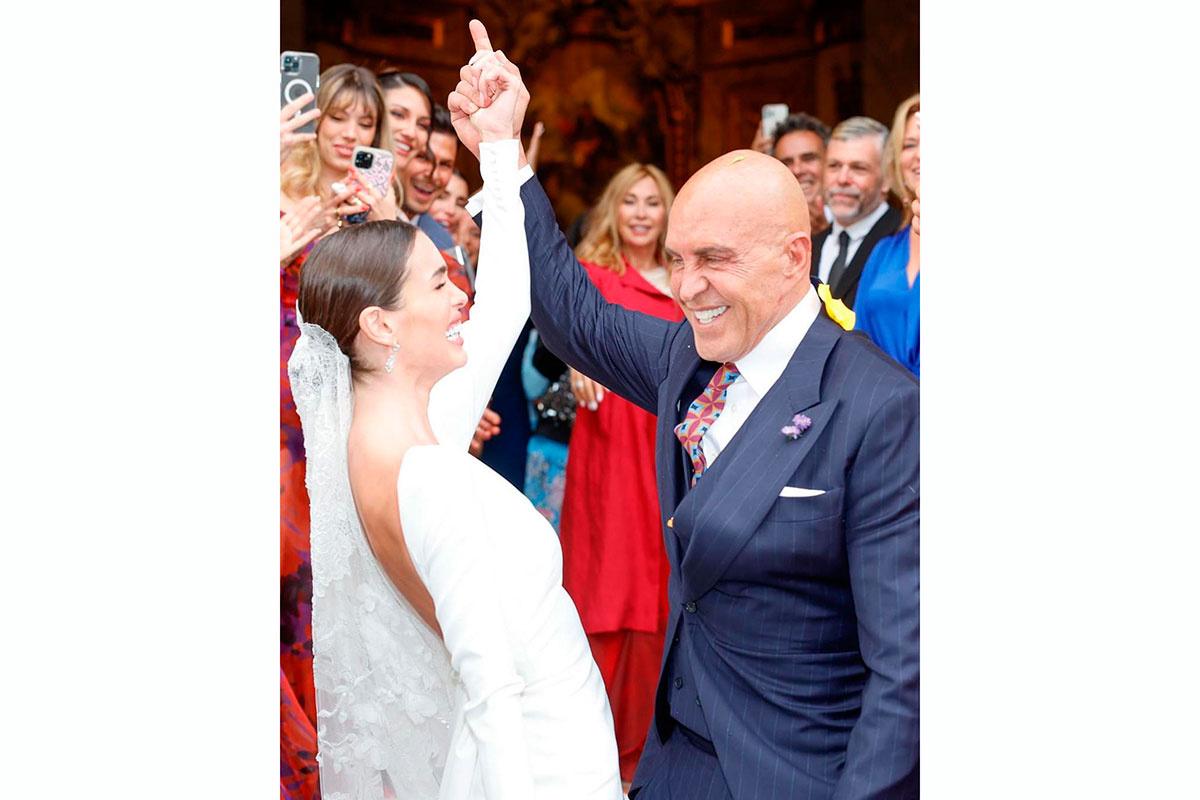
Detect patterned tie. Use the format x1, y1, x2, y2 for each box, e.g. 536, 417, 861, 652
674, 362, 740, 487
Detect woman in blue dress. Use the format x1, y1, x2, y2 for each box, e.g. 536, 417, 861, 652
855, 92, 920, 377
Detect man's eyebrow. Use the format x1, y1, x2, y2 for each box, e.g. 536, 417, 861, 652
664, 247, 681, 259
695, 245, 736, 260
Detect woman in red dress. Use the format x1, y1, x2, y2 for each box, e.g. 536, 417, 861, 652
560, 163, 682, 785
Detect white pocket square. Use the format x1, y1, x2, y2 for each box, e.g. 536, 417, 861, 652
779, 486, 826, 498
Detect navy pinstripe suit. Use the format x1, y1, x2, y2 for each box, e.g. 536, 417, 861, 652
517, 176, 919, 800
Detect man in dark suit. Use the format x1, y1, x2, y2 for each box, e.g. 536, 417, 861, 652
451, 26, 918, 799
812, 117, 902, 309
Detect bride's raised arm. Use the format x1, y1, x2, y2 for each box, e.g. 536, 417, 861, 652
459, 137, 529, 422
428, 125, 529, 448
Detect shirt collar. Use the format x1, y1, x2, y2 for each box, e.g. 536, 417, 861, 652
734, 285, 822, 398
830, 200, 889, 242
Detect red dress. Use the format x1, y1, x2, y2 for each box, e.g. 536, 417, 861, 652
559, 258, 683, 782
281, 242, 321, 800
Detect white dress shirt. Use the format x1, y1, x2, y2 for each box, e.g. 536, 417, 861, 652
701, 285, 822, 468
816, 201, 890, 283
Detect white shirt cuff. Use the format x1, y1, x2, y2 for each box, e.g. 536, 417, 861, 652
466, 161, 534, 218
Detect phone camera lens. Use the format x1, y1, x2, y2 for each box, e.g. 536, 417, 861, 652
355, 152, 373, 169
283, 55, 298, 71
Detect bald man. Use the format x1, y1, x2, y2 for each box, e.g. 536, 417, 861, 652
453, 32, 918, 800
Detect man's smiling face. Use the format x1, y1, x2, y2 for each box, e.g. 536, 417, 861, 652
666, 152, 812, 363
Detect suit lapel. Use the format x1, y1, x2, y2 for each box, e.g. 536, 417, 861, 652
833, 205, 902, 303
656, 329, 703, 566
678, 314, 845, 599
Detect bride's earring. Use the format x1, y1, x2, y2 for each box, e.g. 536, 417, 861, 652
384, 342, 401, 374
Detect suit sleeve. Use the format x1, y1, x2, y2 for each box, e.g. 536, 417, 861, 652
834, 383, 920, 800
477, 176, 677, 414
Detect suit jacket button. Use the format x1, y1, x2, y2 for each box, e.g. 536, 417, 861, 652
684, 601, 697, 613
666, 516, 674, 529
673, 677, 683, 689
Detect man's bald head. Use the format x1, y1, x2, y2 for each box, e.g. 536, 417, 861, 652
664, 149, 815, 363
673, 149, 811, 239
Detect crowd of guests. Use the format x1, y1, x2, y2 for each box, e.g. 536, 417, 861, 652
757, 96, 921, 376
279, 55, 919, 798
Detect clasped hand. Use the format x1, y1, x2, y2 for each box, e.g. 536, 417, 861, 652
447, 20, 530, 156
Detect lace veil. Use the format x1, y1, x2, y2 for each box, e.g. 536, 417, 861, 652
288, 320, 460, 800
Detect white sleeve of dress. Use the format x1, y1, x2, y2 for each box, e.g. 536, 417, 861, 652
402, 447, 535, 799
428, 139, 529, 452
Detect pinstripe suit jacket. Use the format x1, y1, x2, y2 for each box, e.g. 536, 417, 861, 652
517, 176, 919, 800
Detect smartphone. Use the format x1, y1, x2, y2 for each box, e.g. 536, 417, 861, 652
281, 51, 320, 135
761, 103, 789, 140
352, 146, 396, 198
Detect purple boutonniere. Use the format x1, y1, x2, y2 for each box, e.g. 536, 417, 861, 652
781, 413, 812, 441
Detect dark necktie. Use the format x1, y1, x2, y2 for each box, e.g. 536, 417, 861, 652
827, 230, 852, 291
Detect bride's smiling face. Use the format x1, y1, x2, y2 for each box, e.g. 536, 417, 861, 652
393, 232, 468, 378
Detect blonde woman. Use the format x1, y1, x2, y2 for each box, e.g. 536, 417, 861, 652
854, 92, 920, 376
280, 63, 399, 231
557, 162, 684, 784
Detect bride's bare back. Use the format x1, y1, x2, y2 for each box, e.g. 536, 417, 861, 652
347, 411, 441, 637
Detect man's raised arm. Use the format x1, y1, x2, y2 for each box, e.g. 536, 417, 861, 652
449, 20, 678, 413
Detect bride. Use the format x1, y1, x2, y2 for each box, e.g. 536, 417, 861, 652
288, 60, 623, 799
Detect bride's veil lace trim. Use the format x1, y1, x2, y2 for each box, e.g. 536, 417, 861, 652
289, 320, 460, 800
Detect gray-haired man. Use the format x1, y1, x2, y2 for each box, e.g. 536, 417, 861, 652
812, 116, 902, 308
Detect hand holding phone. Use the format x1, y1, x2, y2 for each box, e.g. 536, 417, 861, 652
352, 147, 399, 221
326, 180, 368, 228
335, 166, 398, 225
281, 51, 320, 134
280, 92, 320, 163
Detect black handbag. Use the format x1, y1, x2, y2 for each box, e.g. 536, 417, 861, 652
533, 371, 576, 443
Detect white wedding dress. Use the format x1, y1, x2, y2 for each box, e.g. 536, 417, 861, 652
290, 139, 622, 800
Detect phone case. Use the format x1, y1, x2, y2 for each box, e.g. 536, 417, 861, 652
281, 51, 321, 135
353, 146, 396, 198
761, 103, 789, 138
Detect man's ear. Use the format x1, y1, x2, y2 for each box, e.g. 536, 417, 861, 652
783, 230, 811, 279
357, 306, 396, 348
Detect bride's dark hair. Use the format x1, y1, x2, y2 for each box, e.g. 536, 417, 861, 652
297, 220, 418, 373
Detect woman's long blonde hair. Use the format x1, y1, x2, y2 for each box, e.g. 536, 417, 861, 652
884, 92, 920, 225
281, 64, 391, 201
576, 163, 674, 275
